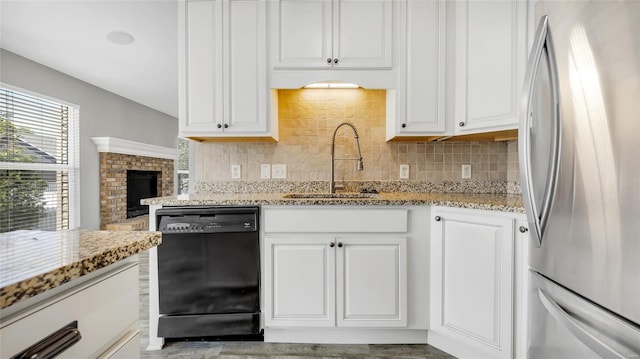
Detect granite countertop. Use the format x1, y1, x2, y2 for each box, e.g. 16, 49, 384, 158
0, 230, 161, 309
142, 192, 524, 213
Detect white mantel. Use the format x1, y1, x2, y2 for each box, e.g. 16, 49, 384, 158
91, 137, 178, 160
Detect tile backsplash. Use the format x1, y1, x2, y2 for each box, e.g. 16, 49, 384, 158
195, 89, 519, 184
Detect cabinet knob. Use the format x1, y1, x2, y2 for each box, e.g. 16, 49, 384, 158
327, 58, 332, 64
434, 216, 441, 222
224, 123, 229, 129
458, 122, 465, 127
401, 123, 406, 128
337, 242, 343, 248
519, 226, 529, 233
330, 242, 335, 248
217, 124, 222, 129
333, 58, 339, 64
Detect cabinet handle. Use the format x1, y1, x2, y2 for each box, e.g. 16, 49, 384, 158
401, 123, 406, 128
13, 321, 81, 359
223, 124, 229, 129
333, 58, 339, 64
519, 226, 529, 233
337, 242, 343, 248
330, 242, 335, 248
434, 216, 441, 222
458, 122, 465, 127
217, 124, 222, 129
327, 58, 332, 64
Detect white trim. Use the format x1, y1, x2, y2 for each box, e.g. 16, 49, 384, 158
0, 162, 76, 171
264, 328, 428, 344
91, 137, 179, 160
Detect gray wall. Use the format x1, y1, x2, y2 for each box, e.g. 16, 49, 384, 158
0, 49, 178, 230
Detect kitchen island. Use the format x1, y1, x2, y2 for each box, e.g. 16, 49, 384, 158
0, 229, 161, 358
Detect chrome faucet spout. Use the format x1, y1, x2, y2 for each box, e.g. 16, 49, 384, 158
330, 122, 364, 193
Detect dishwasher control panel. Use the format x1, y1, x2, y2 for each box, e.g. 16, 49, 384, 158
156, 207, 258, 233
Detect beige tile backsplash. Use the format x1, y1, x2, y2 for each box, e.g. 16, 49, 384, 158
195, 89, 519, 183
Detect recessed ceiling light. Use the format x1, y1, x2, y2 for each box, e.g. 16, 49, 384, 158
107, 30, 135, 45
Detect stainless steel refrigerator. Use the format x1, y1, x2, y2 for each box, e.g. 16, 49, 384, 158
519, 1, 640, 358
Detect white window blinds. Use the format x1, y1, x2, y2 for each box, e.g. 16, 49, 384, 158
0, 86, 79, 232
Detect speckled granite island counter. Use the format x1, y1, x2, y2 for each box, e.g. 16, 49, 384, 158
141, 192, 524, 213
0, 229, 161, 309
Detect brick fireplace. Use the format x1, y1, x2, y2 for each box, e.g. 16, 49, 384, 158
92, 137, 178, 230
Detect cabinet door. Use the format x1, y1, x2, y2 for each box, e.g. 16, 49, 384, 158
388, 0, 446, 139
454, 0, 526, 133
334, 0, 393, 69
224, 0, 268, 133
336, 237, 407, 327
180, 0, 224, 136
430, 208, 514, 359
264, 237, 336, 327
271, 0, 333, 69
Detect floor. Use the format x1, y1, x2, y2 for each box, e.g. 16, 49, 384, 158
138, 252, 456, 359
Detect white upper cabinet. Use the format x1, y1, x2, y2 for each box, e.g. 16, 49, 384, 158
388, 0, 526, 140
181, 0, 223, 136
453, 0, 527, 134
179, 0, 276, 140
387, 0, 447, 140
334, 0, 393, 69
271, 0, 332, 69
271, 0, 393, 70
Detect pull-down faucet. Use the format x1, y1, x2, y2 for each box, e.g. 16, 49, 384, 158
330, 122, 364, 193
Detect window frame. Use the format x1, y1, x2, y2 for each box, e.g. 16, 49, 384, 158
0, 83, 81, 230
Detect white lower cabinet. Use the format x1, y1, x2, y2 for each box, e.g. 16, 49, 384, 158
264, 236, 407, 328
337, 237, 407, 327
429, 207, 516, 359
265, 237, 336, 327
262, 206, 431, 344
0, 260, 140, 359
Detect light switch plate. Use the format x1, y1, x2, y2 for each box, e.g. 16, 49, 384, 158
461, 164, 471, 179
260, 164, 271, 179
399, 164, 410, 179
272, 164, 287, 179
231, 164, 241, 179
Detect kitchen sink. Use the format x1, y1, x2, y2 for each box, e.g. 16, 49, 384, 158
283, 192, 379, 199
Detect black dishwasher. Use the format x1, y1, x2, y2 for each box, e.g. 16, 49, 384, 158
156, 206, 261, 339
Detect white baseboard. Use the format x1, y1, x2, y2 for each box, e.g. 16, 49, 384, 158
264, 328, 428, 344
427, 330, 499, 359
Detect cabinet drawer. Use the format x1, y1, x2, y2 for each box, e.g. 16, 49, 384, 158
101, 332, 140, 359
0, 263, 139, 358
264, 208, 408, 233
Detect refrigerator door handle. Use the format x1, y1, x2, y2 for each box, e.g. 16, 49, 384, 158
538, 289, 639, 359
518, 15, 561, 247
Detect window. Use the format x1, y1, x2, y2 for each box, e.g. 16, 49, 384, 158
0, 86, 79, 233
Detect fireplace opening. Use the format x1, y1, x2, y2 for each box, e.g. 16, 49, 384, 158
127, 170, 159, 219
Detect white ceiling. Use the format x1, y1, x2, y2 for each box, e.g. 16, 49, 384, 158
0, 0, 178, 118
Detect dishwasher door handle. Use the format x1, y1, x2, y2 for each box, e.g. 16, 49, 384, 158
12, 321, 82, 359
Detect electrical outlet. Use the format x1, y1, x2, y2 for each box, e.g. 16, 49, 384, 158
399, 164, 410, 179
461, 164, 472, 179
272, 164, 287, 179
231, 164, 241, 179
260, 164, 271, 179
